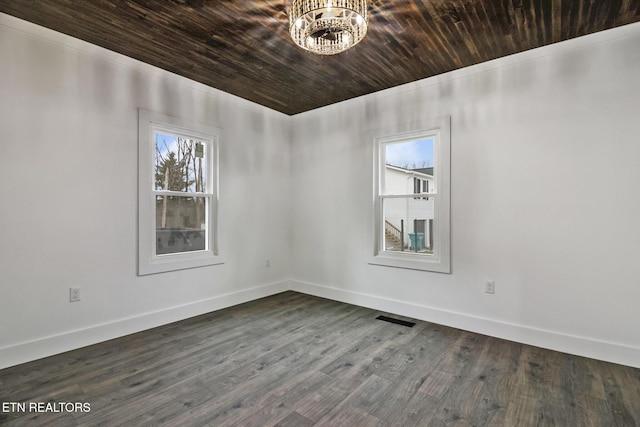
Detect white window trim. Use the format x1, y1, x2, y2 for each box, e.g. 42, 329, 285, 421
369, 116, 451, 273
138, 109, 224, 275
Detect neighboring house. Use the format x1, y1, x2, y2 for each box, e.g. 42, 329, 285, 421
155, 197, 207, 255
383, 164, 434, 251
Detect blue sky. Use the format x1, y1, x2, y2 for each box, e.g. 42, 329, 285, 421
156, 133, 177, 157
157, 133, 434, 170
385, 138, 434, 169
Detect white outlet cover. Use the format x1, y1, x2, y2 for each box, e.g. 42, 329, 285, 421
69, 287, 81, 302
485, 281, 495, 294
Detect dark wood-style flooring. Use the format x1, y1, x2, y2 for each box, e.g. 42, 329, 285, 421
1, 291, 639, 426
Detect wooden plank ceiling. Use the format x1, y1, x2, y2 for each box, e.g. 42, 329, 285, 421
1, 1, 640, 115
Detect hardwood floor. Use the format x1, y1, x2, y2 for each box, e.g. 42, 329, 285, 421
1, 291, 639, 426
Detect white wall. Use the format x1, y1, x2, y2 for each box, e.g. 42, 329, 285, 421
290, 23, 640, 368
0, 14, 291, 369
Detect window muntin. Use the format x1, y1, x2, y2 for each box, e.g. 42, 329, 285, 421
371, 117, 450, 273
138, 109, 222, 275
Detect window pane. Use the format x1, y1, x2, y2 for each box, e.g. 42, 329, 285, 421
383, 197, 434, 254
383, 138, 434, 195
156, 195, 207, 255
155, 133, 207, 193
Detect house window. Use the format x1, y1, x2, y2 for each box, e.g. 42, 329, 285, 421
138, 109, 223, 275
413, 178, 430, 200
371, 116, 451, 273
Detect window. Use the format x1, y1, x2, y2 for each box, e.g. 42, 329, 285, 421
138, 109, 223, 275
413, 178, 430, 200
370, 116, 451, 273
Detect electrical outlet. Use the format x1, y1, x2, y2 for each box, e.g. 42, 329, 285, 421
484, 280, 495, 294
265, 259, 270, 268
69, 287, 81, 302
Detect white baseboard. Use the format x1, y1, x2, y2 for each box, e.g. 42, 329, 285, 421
4, 279, 638, 370
0, 280, 290, 370
290, 279, 640, 369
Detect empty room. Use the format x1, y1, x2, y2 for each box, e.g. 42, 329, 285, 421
1, 1, 639, 426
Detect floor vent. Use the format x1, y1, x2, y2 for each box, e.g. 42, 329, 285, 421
376, 315, 416, 328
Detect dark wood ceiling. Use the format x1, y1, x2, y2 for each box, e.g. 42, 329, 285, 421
2, 1, 640, 115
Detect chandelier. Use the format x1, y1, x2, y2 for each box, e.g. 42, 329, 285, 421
289, 0, 368, 55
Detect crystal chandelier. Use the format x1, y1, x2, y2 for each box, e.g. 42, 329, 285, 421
289, 0, 368, 55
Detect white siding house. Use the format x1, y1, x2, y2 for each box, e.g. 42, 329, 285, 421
383, 165, 434, 251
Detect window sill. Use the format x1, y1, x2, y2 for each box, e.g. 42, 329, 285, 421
368, 251, 450, 273
138, 252, 225, 276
